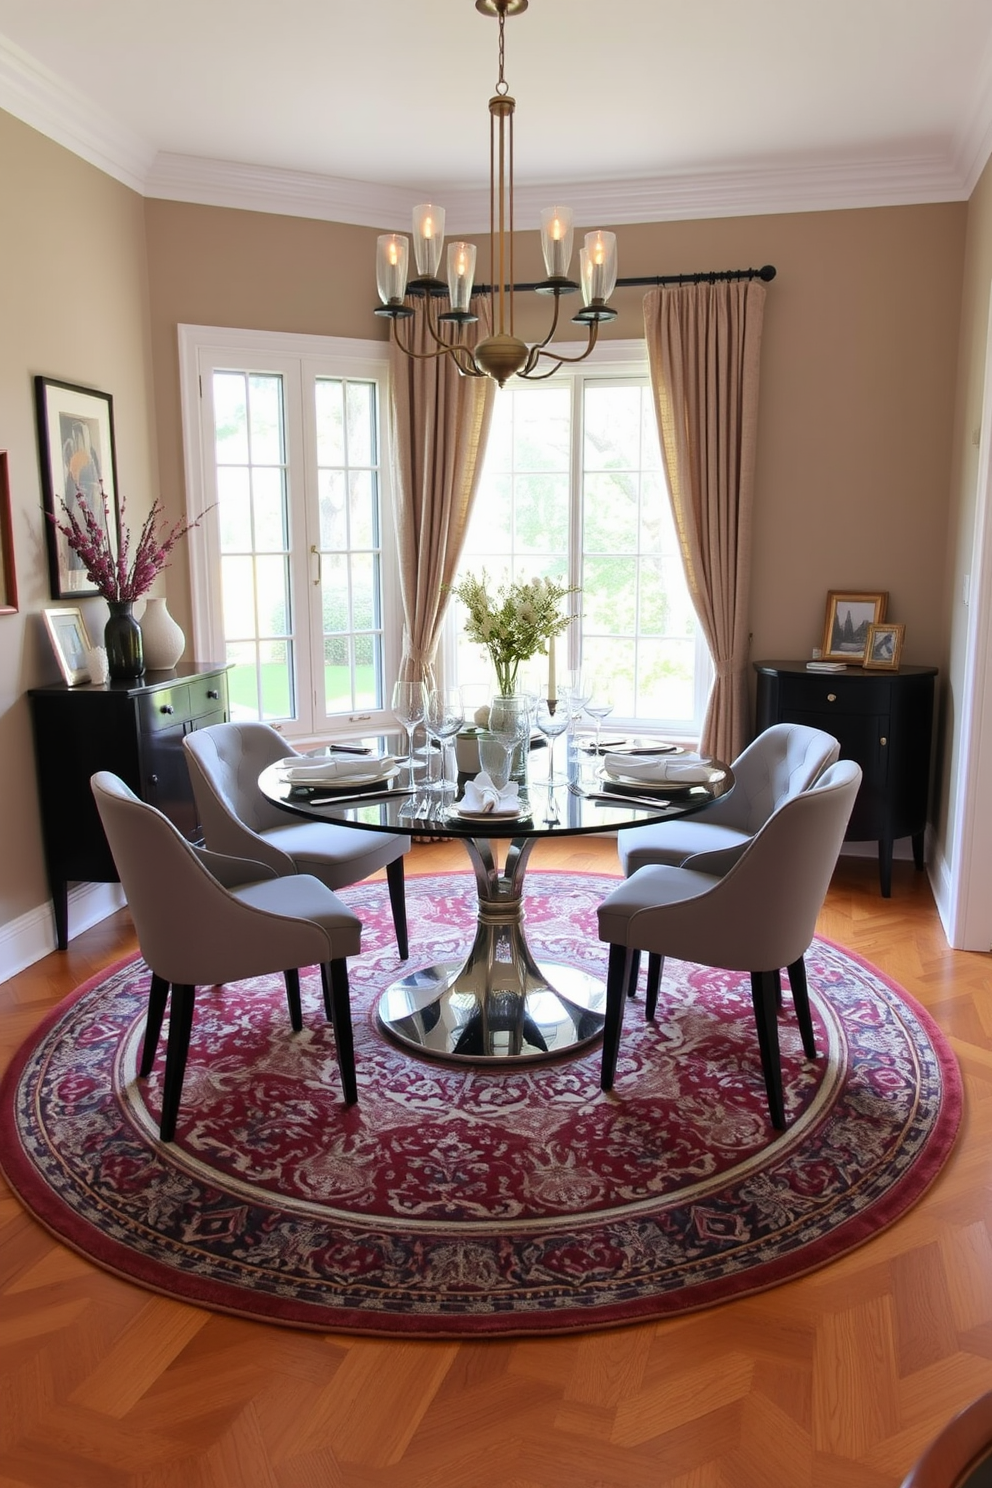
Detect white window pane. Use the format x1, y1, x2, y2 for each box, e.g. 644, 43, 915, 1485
221, 554, 257, 638
315, 378, 345, 466
584, 472, 638, 553
226, 640, 260, 720
636, 638, 696, 719
585, 386, 641, 471
253, 467, 288, 552
513, 388, 569, 470
323, 633, 350, 713
322, 553, 349, 633
255, 555, 290, 636
515, 474, 568, 554
318, 469, 347, 550
351, 553, 379, 632
214, 373, 248, 464
464, 472, 512, 552
349, 470, 376, 550
217, 466, 251, 551
258, 638, 293, 720
248, 375, 284, 464
346, 382, 375, 467
582, 554, 637, 632
354, 632, 377, 710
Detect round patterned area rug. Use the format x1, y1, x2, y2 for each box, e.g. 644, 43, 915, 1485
0, 872, 961, 1338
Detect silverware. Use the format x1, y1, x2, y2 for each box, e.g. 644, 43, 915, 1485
303, 787, 416, 807
568, 783, 673, 810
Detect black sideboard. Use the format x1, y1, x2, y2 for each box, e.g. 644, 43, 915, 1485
29, 663, 230, 948
754, 660, 937, 897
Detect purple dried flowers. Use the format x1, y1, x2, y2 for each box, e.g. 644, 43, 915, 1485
51, 485, 204, 602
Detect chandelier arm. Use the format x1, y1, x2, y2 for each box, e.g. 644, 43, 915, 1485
518, 320, 603, 380
518, 291, 565, 373
391, 318, 462, 364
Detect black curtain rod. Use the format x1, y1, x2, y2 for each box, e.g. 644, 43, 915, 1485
472, 264, 776, 294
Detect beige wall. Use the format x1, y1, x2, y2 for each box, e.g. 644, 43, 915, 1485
0, 109, 157, 941
0, 101, 977, 959
935, 154, 992, 870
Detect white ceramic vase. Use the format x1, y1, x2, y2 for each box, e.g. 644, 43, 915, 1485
140, 595, 185, 671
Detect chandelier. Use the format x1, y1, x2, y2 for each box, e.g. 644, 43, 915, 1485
374, 0, 618, 387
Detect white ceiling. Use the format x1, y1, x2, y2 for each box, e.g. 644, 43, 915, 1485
1, 0, 991, 230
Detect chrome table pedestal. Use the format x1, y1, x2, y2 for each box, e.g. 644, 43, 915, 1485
376, 835, 606, 1065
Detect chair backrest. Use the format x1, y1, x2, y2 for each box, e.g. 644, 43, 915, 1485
721, 722, 842, 834
653, 759, 862, 973
90, 770, 328, 986
184, 721, 298, 858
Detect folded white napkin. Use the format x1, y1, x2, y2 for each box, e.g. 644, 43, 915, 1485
603, 752, 716, 785
456, 772, 522, 815
278, 754, 395, 785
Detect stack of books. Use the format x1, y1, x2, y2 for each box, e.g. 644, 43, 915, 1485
806, 660, 847, 672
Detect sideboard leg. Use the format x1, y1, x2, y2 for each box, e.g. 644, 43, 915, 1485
52, 881, 69, 951
912, 829, 926, 871
878, 838, 893, 899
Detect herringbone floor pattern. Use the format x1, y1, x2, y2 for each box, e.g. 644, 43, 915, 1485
1, 839, 990, 1487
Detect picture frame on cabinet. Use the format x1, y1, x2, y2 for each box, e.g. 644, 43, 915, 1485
821, 590, 888, 663
863, 621, 905, 671
35, 376, 119, 601
43, 606, 92, 686
0, 451, 17, 614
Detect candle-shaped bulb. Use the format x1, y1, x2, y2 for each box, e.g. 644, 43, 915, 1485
540, 205, 574, 280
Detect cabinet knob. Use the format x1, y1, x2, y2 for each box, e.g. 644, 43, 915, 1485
880, 736, 887, 747
827, 693, 837, 703
207, 689, 219, 700
159, 704, 175, 715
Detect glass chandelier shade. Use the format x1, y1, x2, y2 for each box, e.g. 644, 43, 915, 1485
373, 0, 618, 386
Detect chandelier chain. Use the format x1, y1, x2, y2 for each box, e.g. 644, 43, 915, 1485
496, 6, 508, 94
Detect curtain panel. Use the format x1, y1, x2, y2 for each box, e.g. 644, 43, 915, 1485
388, 297, 496, 686
643, 280, 766, 761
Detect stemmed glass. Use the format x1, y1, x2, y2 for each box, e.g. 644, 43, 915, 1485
534, 697, 569, 822
391, 680, 426, 788
424, 687, 465, 791
585, 692, 615, 755
486, 694, 531, 790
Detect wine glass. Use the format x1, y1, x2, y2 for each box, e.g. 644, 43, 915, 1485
585, 692, 615, 755
391, 679, 426, 786
486, 693, 531, 790
424, 687, 465, 790
534, 697, 569, 822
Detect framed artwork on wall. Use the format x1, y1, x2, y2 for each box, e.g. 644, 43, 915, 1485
42, 606, 92, 686
0, 451, 17, 615
863, 621, 905, 670
35, 376, 119, 600
821, 590, 888, 663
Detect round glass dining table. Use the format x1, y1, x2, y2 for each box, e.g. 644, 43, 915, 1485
258, 742, 733, 1069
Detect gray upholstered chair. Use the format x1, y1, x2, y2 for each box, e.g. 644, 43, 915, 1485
183, 721, 410, 958
617, 722, 842, 878
597, 759, 862, 1129
91, 770, 363, 1140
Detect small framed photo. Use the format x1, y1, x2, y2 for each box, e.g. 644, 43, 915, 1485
821, 590, 888, 663
43, 606, 92, 686
0, 451, 17, 615
863, 621, 905, 671
35, 376, 119, 600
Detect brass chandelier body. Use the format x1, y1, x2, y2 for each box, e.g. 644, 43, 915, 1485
374, 0, 618, 386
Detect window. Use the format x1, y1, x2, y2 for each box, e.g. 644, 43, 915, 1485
452, 342, 709, 735
179, 328, 397, 742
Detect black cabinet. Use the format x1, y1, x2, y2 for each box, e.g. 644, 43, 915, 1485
29, 663, 229, 948
754, 660, 937, 897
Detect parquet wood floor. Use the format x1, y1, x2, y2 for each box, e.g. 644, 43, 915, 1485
1, 840, 990, 1488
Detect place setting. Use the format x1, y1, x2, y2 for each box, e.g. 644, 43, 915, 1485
274, 748, 411, 807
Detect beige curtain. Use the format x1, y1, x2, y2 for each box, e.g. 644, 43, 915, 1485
389, 295, 496, 685
643, 280, 766, 761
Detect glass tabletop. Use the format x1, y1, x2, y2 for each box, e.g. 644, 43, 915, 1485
258, 735, 734, 838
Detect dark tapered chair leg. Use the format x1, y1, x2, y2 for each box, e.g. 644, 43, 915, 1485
386, 857, 409, 960
319, 963, 334, 1022
601, 943, 631, 1092
786, 955, 817, 1058
327, 958, 358, 1104
159, 983, 196, 1142
749, 970, 785, 1130
774, 969, 783, 1007
283, 968, 303, 1032
645, 954, 664, 1021
626, 948, 641, 998
140, 972, 170, 1077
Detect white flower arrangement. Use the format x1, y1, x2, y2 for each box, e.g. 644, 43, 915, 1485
451, 570, 578, 696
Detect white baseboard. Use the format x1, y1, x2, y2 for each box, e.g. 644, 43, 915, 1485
0, 882, 126, 984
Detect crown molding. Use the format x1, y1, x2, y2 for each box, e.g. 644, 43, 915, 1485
0, 31, 154, 192
145, 148, 973, 231
0, 22, 987, 228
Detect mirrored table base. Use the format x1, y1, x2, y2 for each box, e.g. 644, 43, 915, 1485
376, 834, 606, 1065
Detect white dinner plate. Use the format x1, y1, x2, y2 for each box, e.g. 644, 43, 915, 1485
282, 763, 401, 792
